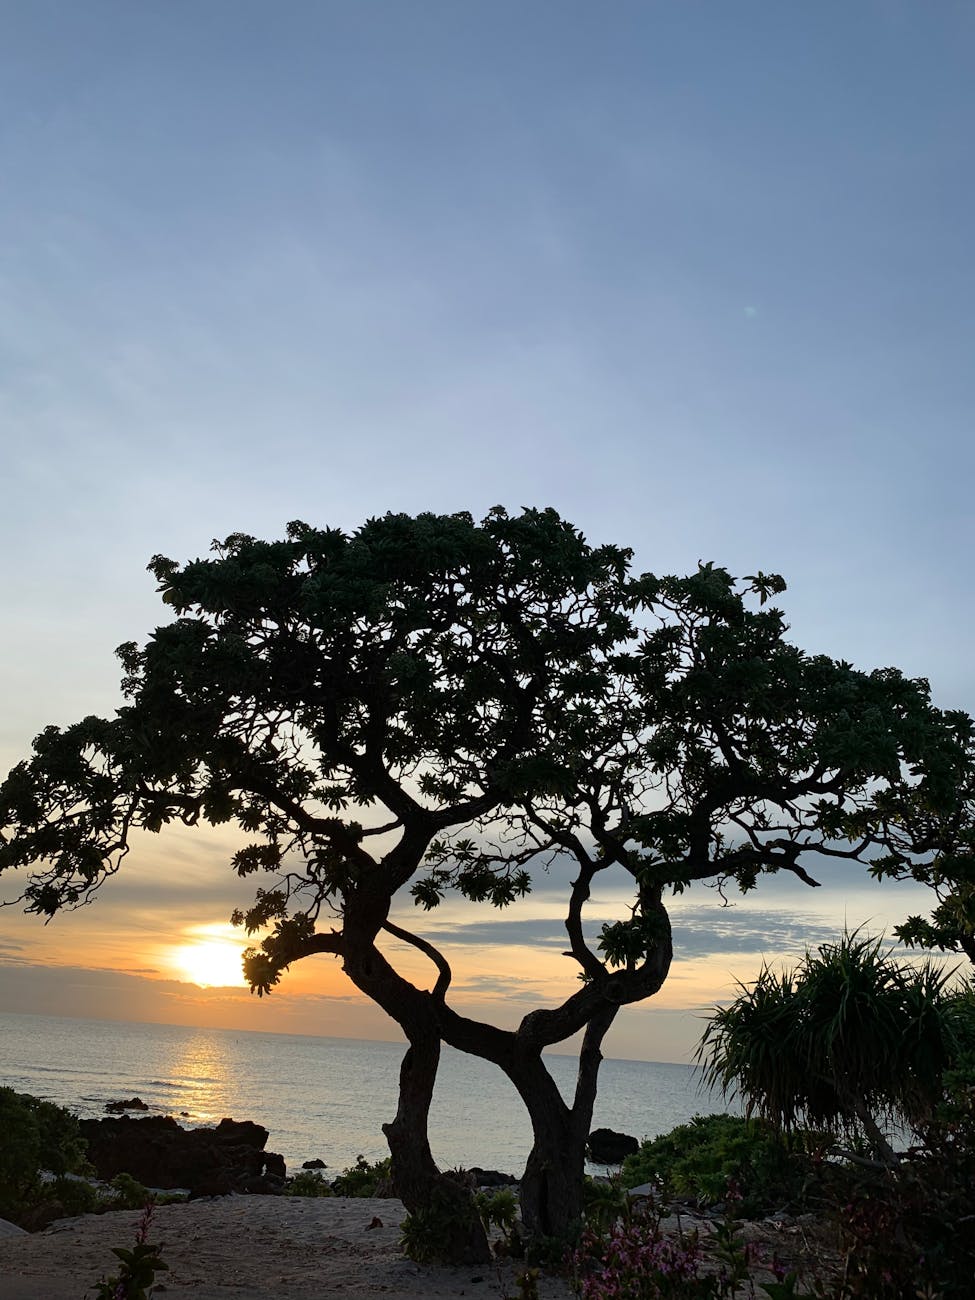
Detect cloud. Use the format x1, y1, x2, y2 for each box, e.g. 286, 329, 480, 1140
408, 894, 842, 967
449, 972, 554, 1000
411, 902, 843, 964
420, 918, 573, 948
668, 903, 842, 960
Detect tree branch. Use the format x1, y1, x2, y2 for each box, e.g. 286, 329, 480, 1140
382, 919, 453, 1001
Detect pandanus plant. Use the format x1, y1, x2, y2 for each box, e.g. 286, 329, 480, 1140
697, 930, 961, 1165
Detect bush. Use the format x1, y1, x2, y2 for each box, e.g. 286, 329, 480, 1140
107, 1172, 154, 1211
399, 1174, 491, 1266
832, 1104, 975, 1299
583, 1176, 630, 1234
571, 1191, 823, 1300
572, 1197, 716, 1298
0, 1087, 89, 1224
620, 1114, 817, 1216
474, 1185, 519, 1235
51, 1175, 100, 1217
285, 1168, 333, 1197
329, 1154, 393, 1197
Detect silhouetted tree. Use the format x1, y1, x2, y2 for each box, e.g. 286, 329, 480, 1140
869, 804, 975, 965
2, 508, 971, 1253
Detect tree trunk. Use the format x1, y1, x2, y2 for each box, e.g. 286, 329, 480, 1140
504, 1057, 586, 1244
382, 1036, 490, 1264
851, 1096, 901, 1167
511, 1006, 617, 1244
519, 1109, 589, 1243
341, 922, 490, 1267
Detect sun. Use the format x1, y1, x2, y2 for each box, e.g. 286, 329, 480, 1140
172, 932, 247, 988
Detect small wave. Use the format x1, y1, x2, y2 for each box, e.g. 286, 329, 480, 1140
24, 1064, 110, 1078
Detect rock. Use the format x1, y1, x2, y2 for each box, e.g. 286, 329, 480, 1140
105, 1097, 149, 1113
0, 1217, 29, 1237
16, 1199, 69, 1232
187, 1176, 236, 1200
302, 1158, 327, 1169
468, 1167, 518, 1187
265, 1151, 286, 1181
587, 1127, 639, 1164
79, 1115, 287, 1196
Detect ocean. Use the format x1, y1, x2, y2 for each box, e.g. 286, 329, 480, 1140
0, 1011, 736, 1177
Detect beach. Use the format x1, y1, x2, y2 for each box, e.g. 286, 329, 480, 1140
0, 1192, 835, 1300
0, 1195, 575, 1300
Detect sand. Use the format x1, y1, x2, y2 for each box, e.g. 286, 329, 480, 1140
0, 1195, 575, 1300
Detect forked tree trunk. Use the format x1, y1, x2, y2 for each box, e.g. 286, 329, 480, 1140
519, 1106, 589, 1242
510, 1006, 617, 1244
382, 1035, 490, 1264
341, 924, 490, 1267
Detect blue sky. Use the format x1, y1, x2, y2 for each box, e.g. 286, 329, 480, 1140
2, 1, 974, 1058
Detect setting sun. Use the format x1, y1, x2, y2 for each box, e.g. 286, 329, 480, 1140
172, 929, 248, 988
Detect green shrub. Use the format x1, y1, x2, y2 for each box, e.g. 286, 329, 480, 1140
285, 1168, 334, 1197
474, 1185, 519, 1235
107, 1172, 153, 1211
52, 1175, 100, 1217
582, 1176, 630, 1234
0, 1087, 90, 1224
399, 1177, 487, 1265
400, 1201, 455, 1264
833, 1104, 975, 1299
620, 1114, 816, 1216
330, 1154, 392, 1197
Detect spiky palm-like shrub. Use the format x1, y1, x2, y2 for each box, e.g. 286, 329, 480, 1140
696, 931, 959, 1164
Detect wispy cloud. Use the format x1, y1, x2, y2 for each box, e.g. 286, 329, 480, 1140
420, 918, 573, 948
416, 904, 842, 963
669, 904, 841, 960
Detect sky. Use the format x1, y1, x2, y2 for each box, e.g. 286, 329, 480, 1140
1, 0, 974, 1065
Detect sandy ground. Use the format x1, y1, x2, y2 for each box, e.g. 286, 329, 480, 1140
0, 1195, 575, 1300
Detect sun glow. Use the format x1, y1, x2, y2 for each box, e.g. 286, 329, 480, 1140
172, 926, 248, 988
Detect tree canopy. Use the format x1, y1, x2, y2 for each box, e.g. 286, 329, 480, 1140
2, 506, 972, 1256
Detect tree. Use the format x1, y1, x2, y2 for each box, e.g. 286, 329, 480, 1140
696, 931, 961, 1166
868, 796, 975, 965
2, 508, 972, 1255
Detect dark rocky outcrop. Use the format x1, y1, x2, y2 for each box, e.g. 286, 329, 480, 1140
105, 1097, 149, 1112
301, 1158, 327, 1169
79, 1116, 286, 1195
468, 1167, 518, 1187
587, 1127, 639, 1164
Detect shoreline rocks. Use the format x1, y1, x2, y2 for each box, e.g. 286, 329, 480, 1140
78, 1116, 286, 1197
586, 1127, 639, 1164
104, 1096, 149, 1112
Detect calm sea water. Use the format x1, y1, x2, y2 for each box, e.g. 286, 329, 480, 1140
0, 1011, 736, 1177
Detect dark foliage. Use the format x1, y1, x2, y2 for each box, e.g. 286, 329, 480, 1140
620, 1114, 818, 1217
697, 932, 960, 1163
0, 1087, 90, 1225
